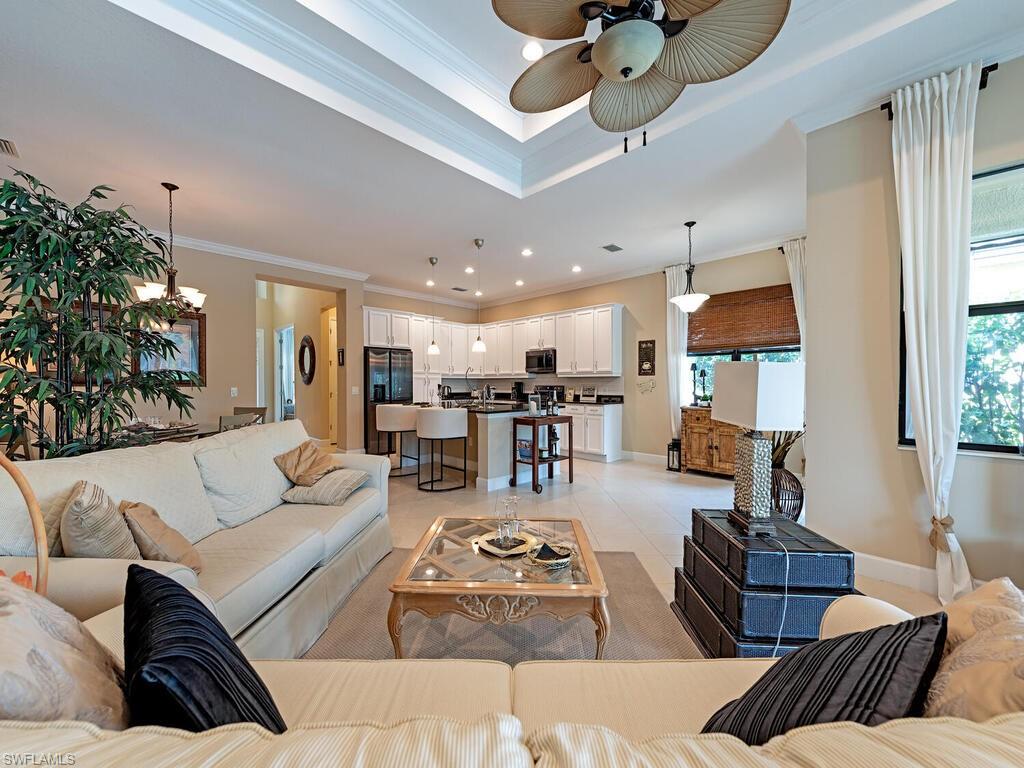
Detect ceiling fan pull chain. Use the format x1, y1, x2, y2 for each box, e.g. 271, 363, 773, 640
623, 134, 628, 154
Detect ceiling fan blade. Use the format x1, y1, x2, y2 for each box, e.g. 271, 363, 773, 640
589, 67, 685, 132
656, 0, 790, 84
662, 0, 723, 20
492, 0, 589, 40
511, 42, 600, 113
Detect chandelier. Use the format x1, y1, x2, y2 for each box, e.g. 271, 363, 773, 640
135, 182, 206, 310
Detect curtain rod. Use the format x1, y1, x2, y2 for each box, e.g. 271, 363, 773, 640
880, 63, 998, 120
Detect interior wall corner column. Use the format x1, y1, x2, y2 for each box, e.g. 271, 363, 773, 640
665, 265, 689, 439
782, 237, 807, 361
891, 60, 981, 604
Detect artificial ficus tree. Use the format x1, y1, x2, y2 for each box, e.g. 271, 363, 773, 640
0, 170, 199, 458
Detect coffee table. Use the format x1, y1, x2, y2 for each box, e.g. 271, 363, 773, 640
388, 516, 610, 659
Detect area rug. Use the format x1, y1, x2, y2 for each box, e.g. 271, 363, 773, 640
304, 549, 700, 664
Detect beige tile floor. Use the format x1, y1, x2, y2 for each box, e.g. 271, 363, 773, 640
385, 458, 942, 614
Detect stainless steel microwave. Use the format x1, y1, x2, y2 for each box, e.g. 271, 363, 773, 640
525, 348, 556, 374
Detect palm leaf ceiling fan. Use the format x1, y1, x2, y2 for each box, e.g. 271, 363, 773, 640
497, 0, 791, 133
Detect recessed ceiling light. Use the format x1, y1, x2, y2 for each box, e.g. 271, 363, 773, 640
475, 290, 483, 297
521, 41, 544, 62
426, 279, 435, 287
571, 265, 582, 273
515, 279, 524, 287
465, 266, 474, 274
521, 248, 533, 257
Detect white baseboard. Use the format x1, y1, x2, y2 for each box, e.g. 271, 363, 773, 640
623, 451, 664, 465
855, 552, 986, 595
339, 448, 366, 454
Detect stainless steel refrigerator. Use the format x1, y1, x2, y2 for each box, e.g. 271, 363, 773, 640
364, 347, 413, 455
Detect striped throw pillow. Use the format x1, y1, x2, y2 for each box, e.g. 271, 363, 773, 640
281, 469, 369, 506
60, 480, 141, 560
702, 613, 948, 746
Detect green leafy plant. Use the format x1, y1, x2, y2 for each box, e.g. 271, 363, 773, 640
0, 170, 198, 458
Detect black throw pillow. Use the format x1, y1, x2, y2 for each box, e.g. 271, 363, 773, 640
123, 564, 286, 733
702, 613, 947, 746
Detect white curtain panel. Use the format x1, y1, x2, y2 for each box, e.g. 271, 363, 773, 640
891, 61, 980, 604
665, 265, 689, 440
782, 238, 807, 360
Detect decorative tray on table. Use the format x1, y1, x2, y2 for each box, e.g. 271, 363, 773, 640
471, 532, 539, 558
525, 543, 573, 569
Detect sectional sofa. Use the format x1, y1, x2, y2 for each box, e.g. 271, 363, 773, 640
0, 420, 392, 658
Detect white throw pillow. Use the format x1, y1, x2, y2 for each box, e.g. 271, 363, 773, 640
194, 431, 291, 527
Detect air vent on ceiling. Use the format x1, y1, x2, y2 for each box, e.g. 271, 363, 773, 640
451, 286, 468, 292
0, 139, 19, 158
602, 243, 623, 252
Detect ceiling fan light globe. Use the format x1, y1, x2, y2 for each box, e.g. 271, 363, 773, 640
670, 292, 710, 313
591, 19, 665, 83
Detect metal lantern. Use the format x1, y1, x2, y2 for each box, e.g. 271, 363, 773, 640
667, 438, 682, 472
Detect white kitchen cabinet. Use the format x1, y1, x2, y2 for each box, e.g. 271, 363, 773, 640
572, 309, 596, 374
526, 317, 543, 350
467, 325, 485, 377
482, 325, 500, 376
409, 315, 427, 374
390, 313, 412, 349
414, 373, 441, 405
571, 415, 585, 452
555, 312, 574, 375
594, 305, 619, 375
497, 323, 514, 376
563, 404, 621, 462
540, 314, 556, 348
365, 309, 391, 347
584, 415, 604, 454
512, 320, 530, 376
449, 323, 468, 375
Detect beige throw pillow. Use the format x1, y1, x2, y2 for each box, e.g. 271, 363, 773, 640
274, 440, 339, 486
60, 481, 141, 560
926, 577, 1024, 721
281, 469, 369, 506
121, 501, 203, 574
0, 576, 128, 729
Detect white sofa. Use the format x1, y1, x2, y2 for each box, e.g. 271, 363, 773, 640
4, 594, 1020, 766
0, 420, 392, 659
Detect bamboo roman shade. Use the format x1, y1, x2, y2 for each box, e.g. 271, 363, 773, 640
687, 284, 800, 353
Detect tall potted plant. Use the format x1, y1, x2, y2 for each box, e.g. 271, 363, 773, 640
0, 170, 198, 458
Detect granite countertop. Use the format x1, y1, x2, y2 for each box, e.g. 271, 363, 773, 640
465, 403, 528, 414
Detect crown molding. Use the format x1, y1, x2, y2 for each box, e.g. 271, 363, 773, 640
364, 282, 478, 310
792, 37, 1024, 134
109, 0, 523, 195
160, 232, 371, 281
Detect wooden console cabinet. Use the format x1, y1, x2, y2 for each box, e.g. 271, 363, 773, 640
680, 407, 741, 477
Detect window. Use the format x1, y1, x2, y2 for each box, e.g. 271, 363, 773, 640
687, 346, 801, 402
899, 164, 1024, 453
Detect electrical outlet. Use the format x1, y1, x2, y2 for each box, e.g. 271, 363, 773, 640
351, 386, 360, 396
230, 387, 238, 398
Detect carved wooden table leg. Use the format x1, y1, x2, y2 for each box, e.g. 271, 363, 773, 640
593, 596, 611, 660
387, 594, 405, 659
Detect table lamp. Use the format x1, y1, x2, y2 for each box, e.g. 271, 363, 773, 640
711, 362, 805, 536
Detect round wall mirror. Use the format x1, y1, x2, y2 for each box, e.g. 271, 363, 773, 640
299, 335, 316, 385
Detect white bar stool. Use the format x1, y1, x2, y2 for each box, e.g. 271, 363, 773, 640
416, 407, 468, 492
376, 404, 420, 477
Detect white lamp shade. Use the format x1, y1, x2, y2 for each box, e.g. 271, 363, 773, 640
471, 337, 487, 353
134, 282, 166, 301
711, 361, 805, 431
669, 292, 709, 313
427, 341, 440, 355
179, 286, 206, 310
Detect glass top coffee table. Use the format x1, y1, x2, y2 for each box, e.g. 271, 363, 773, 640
388, 516, 610, 659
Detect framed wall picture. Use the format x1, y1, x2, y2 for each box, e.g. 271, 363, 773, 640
134, 311, 206, 387
638, 339, 656, 376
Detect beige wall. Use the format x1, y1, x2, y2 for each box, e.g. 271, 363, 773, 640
133, 247, 365, 450
363, 291, 478, 325
268, 282, 336, 439
805, 56, 1024, 583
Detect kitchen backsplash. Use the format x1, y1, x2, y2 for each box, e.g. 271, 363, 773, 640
440, 374, 624, 398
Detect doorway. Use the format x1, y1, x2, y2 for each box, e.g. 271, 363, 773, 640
328, 311, 338, 444
275, 325, 295, 422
